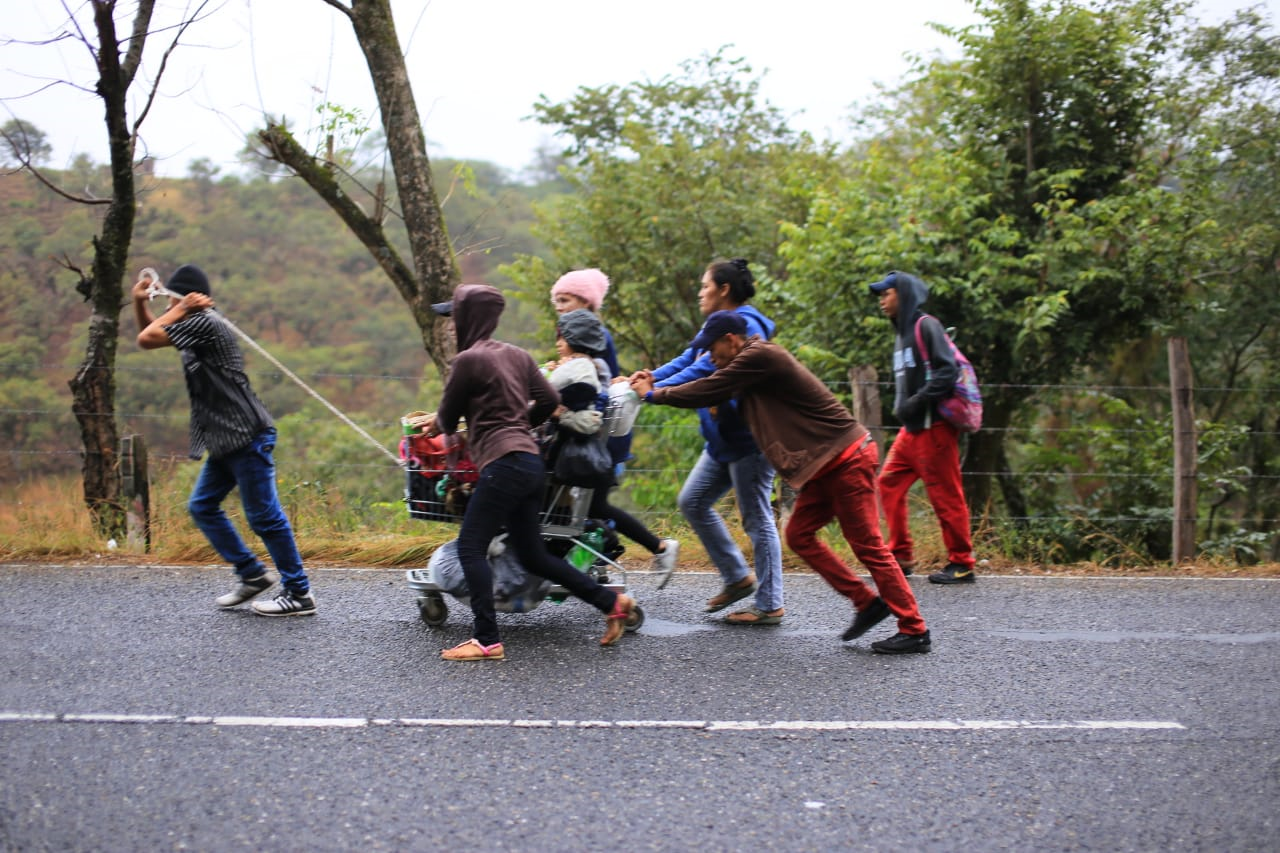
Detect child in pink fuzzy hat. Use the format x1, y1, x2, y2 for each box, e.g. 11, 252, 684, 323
551, 268, 610, 313
547, 267, 680, 586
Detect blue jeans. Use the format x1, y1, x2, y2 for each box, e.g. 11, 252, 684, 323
457, 452, 616, 646
188, 429, 309, 594
677, 449, 783, 611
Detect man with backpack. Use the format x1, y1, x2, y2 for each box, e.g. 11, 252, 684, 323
869, 271, 978, 584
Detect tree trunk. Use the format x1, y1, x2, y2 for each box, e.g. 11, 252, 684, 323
265, 0, 460, 374
348, 0, 459, 373
67, 0, 153, 537
961, 395, 1022, 528
1169, 337, 1197, 563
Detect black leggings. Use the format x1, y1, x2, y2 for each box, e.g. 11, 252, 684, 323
588, 482, 661, 554
458, 452, 616, 645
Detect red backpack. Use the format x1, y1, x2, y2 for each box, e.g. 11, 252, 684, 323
914, 315, 983, 433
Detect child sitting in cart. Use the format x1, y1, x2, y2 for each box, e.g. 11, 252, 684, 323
544, 310, 678, 580
541, 309, 610, 465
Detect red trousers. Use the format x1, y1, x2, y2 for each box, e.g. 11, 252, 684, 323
879, 420, 974, 569
785, 438, 927, 635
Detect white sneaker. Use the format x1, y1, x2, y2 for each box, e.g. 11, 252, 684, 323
215, 574, 274, 608
251, 590, 317, 617
651, 539, 679, 589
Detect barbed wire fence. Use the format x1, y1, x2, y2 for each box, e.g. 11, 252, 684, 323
2, 359, 1278, 564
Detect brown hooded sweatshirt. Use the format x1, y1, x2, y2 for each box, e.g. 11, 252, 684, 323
435, 284, 559, 472
650, 337, 866, 489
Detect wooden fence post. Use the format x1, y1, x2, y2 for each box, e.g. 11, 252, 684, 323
849, 365, 883, 446
120, 434, 151, 552
1169, 338, 1197, 563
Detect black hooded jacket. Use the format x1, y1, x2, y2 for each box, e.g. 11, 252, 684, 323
888, 273, 959, 434
435, 284, 559, 472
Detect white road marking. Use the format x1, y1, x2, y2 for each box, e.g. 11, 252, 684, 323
0, 712, 1185, 731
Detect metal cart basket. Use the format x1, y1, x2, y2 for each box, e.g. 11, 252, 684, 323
402, 455, 645, 632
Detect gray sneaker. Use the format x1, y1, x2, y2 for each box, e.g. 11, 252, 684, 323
652, 539, 679, 589
251, 590, 317, 617
215, 574, 274, 608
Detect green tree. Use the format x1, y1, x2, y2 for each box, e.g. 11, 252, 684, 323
0, 119, 53, 167
781, 0, 1199, 527
1161, 8, 1280, 559
186, 157, 220, 212
506, 48, 841, 369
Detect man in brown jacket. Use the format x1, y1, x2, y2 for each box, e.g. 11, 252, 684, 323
631, 311, 931, 653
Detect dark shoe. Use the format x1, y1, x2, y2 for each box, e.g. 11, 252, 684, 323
215, 573, 274, 608
842, 597, 891, 641
896, 559, 916, 577
251, 590, 317, 616
928, 563, 976, 584
871, 630, 932, 654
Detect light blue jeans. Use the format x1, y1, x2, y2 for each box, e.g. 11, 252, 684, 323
188, 429, 310, 594
677, 449, 783, 611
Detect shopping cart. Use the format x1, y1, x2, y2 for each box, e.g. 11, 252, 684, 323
401, 432, 645, 632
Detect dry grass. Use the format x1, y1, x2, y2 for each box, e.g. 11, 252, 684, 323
0, 478, 100, 556
2, 476, 1276, 578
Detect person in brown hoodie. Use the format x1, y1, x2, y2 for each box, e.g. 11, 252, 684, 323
421, 284, 636, 661
631, 311, 931, 654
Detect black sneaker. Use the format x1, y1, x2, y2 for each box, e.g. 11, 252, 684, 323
842, 596, 891, 641
928, 563, 976, 584
896, 559, 917, 577
251, 590, 317, 617
215, 574, 274, 608
871, 630, 932, 654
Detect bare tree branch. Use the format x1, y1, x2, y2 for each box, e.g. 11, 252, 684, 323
259, 123, 419, 303
120, 0, 156, 85
0, 138, 109, 204
318, 0, 354, 19
61, 0, 99, 68
130, 1, 213, 135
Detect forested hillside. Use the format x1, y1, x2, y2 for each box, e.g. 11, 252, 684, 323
0, 159, 552, 482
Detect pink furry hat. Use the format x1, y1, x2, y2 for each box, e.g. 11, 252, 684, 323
551, 268, 610, 312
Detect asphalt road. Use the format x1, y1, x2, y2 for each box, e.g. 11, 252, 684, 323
1, 562, 1277, 852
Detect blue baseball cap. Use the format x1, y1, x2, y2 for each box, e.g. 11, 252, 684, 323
689, 310, 747, 352
868, 271, 899, 294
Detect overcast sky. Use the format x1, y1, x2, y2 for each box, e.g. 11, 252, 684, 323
3, 0, 1275, 180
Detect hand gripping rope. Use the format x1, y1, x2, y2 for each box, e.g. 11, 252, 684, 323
139, 268, 405, 468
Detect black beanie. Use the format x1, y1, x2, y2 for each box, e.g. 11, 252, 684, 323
556, 309, 607, 357
167, 264, 211, 297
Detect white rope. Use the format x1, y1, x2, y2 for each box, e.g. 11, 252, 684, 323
141, 270, 405, 468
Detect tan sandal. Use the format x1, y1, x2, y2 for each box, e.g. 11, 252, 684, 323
441, 638, 505, 661
601, 594, 635, 646
725, 606, 784, 625
704, 575, 757, 613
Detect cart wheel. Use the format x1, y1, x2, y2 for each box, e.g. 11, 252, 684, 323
625, 603, 645, 632
417, 593, 448, 626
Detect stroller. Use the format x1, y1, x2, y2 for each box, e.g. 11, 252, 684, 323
401, 428, 645, 632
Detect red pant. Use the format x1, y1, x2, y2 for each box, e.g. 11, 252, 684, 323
785, 439, 926, 635
879, 420, 974, 569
